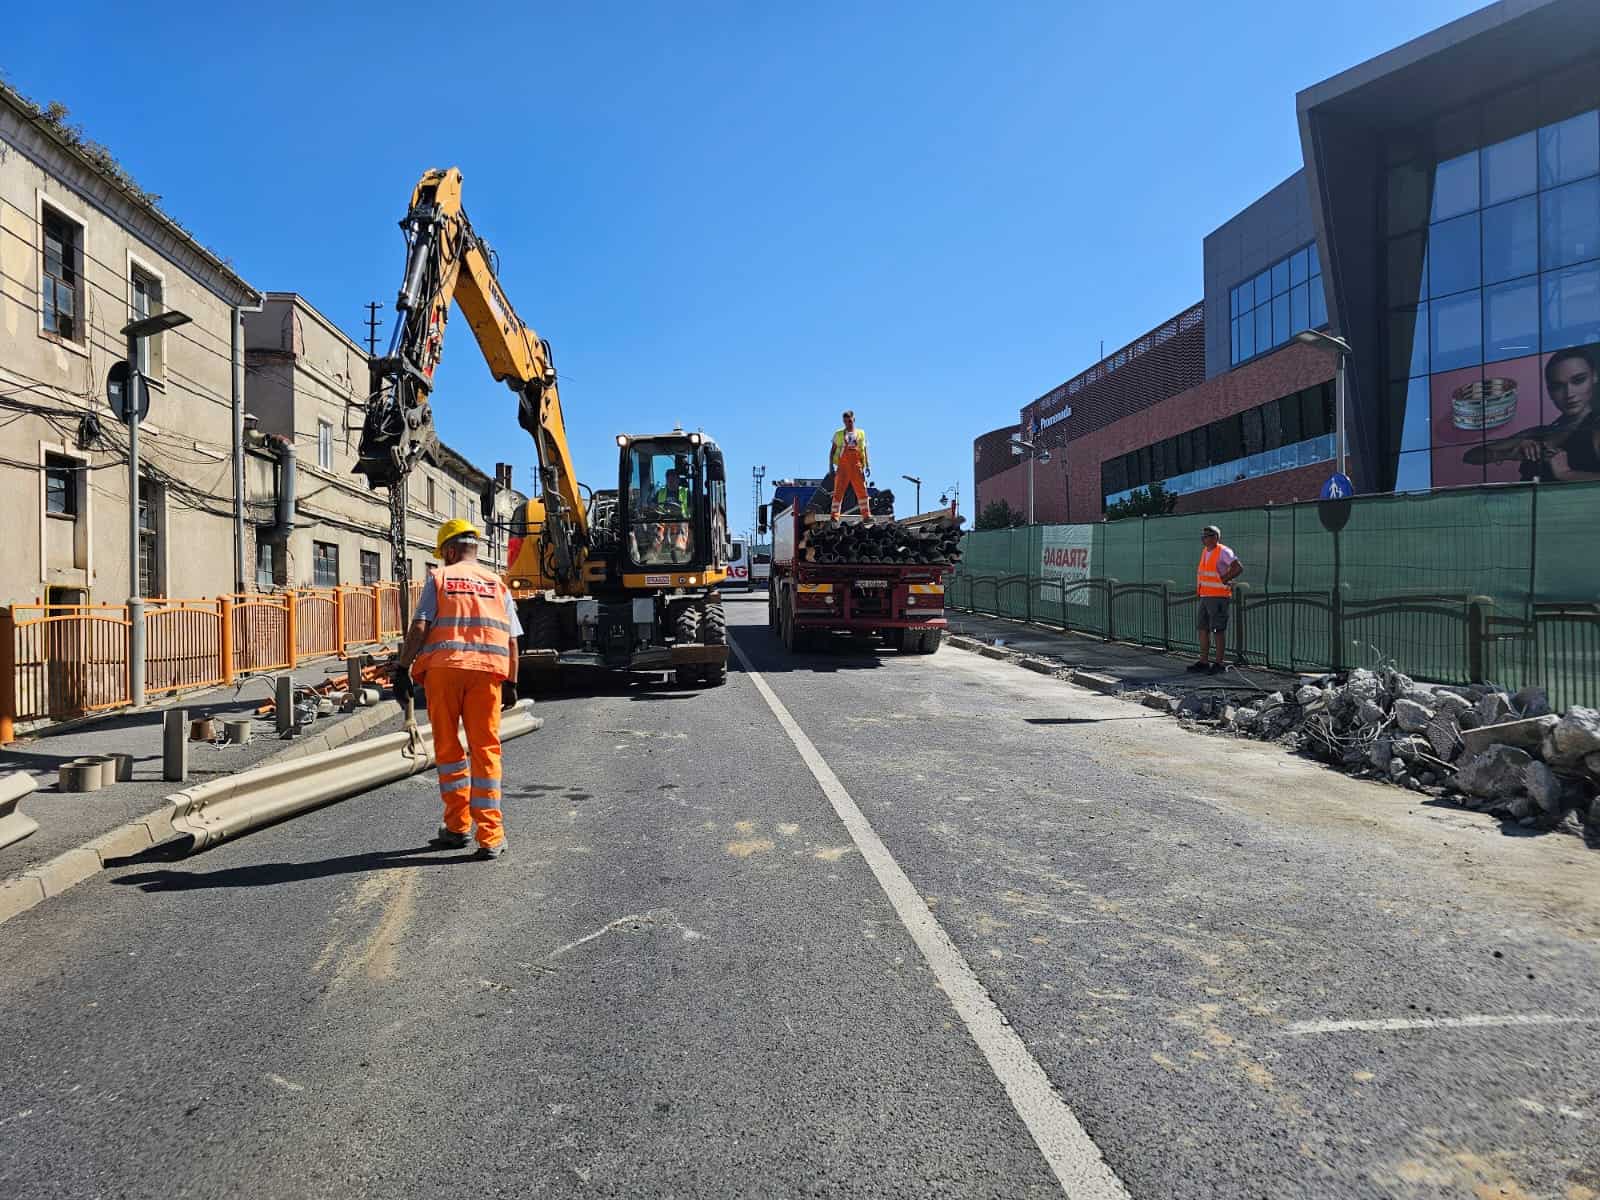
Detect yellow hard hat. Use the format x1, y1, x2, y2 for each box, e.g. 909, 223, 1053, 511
435, 517, 483, 557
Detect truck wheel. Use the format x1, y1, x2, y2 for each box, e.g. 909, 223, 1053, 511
767, 586, 779, 632
699, 599, 728, 686
918, 628, 943, 654
781, 588, 799, 652
673, 604, 701, 688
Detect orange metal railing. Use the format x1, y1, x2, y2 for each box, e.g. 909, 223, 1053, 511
1, 583, 408, 742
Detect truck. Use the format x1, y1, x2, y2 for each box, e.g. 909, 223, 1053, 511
759, 478, 962, 654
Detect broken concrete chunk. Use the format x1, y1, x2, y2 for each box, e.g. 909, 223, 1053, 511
1585, 751, 1600, 779
1368, 737, 1394, 771
1424, 713, 1463, 761
1356, 700, 1385, 728
1455, 744, 1534, 799
1551, 708, 1600, 759
1392, 698, 1434, 733
1473, 692, 1514, 726
1512, 686, 1552, 717
1388, 757, 1407, 780
1294, 684, 1322, 707
1458, 714, 1560, 759
1522, 761, 1564, 815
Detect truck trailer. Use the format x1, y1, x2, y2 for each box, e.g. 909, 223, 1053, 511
760, 478, 962, 654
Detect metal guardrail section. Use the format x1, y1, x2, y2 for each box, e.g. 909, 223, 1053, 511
949, 571, 1600, 710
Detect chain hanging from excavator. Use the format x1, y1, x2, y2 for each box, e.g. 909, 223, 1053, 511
353, 167, 586, 591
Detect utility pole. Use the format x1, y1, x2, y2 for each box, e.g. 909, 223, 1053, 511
365, 301, 384, 357
752, 464, 766, 543
121, 310, 192, 709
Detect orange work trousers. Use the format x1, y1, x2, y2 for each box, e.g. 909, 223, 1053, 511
831, 451, 870, 520
422, 666, 505, 849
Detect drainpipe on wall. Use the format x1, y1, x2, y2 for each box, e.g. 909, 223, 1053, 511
232, 295, 265, 592
270, 434, 296, 538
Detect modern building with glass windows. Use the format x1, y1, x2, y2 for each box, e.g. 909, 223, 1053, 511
974, 0, 1600, 522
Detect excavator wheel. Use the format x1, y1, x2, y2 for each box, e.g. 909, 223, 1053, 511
672, 603, 701, 688
519, 600, 565, 694
699, 598, 728, 687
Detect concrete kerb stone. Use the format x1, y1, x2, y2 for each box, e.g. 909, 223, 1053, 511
0, 772, 41, 851
0, 699, 538, 930
1071, 671, 1122, 695
946, 631, 1130, 697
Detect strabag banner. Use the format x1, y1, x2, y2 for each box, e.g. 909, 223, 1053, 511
1038, 525, 1094, 606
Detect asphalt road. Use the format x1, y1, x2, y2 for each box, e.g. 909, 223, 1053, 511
2, 593, 1597, 1199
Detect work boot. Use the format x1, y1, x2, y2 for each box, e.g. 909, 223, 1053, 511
1186, 660, 1208, 673
474, 842, 507, 861
1208, 662, 1226, 675
430, 826, 470, 850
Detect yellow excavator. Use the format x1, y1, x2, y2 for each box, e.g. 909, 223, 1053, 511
354, 167, 730, 687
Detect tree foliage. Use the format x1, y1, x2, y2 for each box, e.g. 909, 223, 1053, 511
1103, 482, 1179, 521
975, 499, 1026, 530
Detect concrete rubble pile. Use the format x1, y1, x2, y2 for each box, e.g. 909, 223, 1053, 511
1152, 668, 1600, 840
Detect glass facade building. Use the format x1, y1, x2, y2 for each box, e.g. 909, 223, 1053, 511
1229, 242, 1329, 366
1386, 101, 1600, 491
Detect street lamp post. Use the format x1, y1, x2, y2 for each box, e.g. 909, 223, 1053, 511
121, 309, 192, 708
900, 474, 922, 514
1294, 329, 1352, 479
1008, 437, 1050, 525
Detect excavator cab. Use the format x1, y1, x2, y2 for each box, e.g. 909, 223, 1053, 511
617, 433, 728, 584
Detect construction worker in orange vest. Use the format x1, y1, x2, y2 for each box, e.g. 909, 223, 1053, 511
1191, 524, 1243, 676
397, 518, 523, 859
829, 409, 874, 525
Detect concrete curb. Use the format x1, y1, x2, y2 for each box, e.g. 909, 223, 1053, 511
0, 700, 538, 930
947, 633, 1127, 696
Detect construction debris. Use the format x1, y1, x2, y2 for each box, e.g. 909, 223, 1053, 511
1171, 667, 1599, 842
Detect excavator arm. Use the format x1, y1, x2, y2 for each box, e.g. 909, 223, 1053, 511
355, 167, 587, 588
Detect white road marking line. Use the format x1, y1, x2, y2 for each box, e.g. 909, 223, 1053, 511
728, 635, 1130, 1200
1282, 1014, 1600, 1036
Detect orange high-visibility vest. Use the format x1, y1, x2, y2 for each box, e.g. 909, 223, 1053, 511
411, 561, 514, 681
1197, 545, 1232, 597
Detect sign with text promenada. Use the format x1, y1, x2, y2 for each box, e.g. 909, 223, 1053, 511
1039, 525, 1094, 606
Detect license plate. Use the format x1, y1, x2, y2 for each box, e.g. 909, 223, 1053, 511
645, 574, 669, 587
854, 580, 888, 589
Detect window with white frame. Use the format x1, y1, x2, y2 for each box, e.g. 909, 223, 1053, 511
44, 453, 80, 517
130, 265, 164, 376
41, 204, 84, 343
317, 419, 334, 470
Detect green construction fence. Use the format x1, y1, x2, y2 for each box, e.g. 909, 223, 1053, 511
949, 481, 1600, 710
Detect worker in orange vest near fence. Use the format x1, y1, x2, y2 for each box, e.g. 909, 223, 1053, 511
1191, 523, 1243, 676
397, 518, 523, 860
829, 409, 874, 524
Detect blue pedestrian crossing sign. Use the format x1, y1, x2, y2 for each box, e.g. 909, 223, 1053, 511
1320, 473, 1353, 500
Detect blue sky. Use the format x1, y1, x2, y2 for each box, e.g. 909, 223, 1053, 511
7, 0, 1474, 536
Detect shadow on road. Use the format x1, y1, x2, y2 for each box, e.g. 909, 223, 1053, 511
110, 844, 472, 891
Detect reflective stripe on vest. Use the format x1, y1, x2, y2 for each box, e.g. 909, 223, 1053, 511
1197, 545, 1231, 597
412, 562, 513, 678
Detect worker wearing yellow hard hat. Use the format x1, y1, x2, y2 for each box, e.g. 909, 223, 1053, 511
397, 518, 524, 859
433, 516, 482, 557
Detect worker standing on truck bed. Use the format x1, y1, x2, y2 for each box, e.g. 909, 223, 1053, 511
829, 409, 874, 525
397, 518, 523, 860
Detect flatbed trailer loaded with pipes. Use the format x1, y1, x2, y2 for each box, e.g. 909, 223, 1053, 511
759, 477, 963, 654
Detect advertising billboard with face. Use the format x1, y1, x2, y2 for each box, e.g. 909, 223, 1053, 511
1429, 347, 1600, 486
